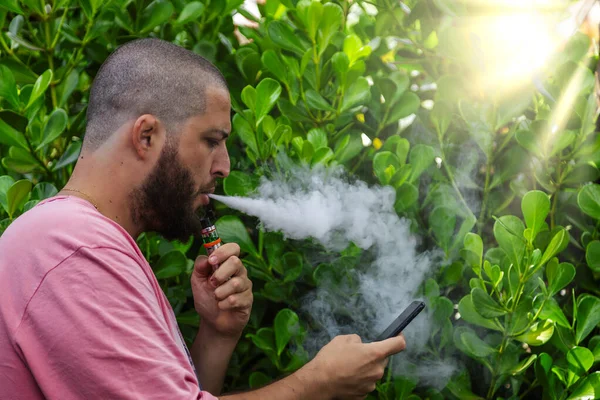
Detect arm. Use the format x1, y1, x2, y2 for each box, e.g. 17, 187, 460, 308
219, 334, 407, 400
192, 323, 239, 395
219, 363, 330, 400
16, 247, 215, 399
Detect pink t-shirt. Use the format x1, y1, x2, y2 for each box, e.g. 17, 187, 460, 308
0, 196, 218, 400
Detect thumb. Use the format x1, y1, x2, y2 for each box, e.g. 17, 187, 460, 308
367, 333, 406, 358
193, 255, 212, 280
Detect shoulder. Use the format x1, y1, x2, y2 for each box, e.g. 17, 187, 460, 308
1, 195, 142, 260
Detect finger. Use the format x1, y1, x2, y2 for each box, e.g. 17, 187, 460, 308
192, 255, 211, 280
214, 276, 252, 301
381, 357, 389, 369
217, 290, 253, 311
206, 243, 241, 267
210, 255, 245, 287
367, 333, 406, 358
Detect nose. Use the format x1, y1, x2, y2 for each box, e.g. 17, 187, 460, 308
211, 146, 230, 178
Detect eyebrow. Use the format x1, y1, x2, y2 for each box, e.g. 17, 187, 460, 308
205, 129, 230, 140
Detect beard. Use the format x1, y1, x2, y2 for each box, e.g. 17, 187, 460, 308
130, 141, 211, 242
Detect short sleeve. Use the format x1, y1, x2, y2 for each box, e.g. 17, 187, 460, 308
14, 246, 218, 400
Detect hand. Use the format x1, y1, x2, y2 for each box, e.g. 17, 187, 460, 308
191, 243, 253, 338
302, 334, 406, 400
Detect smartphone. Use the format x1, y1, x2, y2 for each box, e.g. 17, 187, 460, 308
375, 301, 426, 341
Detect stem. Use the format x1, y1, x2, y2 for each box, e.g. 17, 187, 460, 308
487, 334, 510, 400
43, 5, 58, 108
519, 379, 538, 399
438, 136, 472, 216
478, 156, 492, 234
550, 157, 562, 230
50, 3, 69, 49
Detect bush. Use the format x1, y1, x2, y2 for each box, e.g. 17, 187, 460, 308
1, 0, 599, 398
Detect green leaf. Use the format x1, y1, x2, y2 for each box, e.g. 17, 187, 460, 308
249, 371, 271, 389
53, 140, 82, 171
521, 191, 550, 242
540, 229, 568, 266
567, 346, 594, 387
140, 0, 174, 33
546, 261, 575, 297
460, 330, 496, 358
317, 3, 343, 55
341, 77, 370, 112
430, 101, 453, 138
493, 216, 525, 270
6, 179, 32, 218
236, 48, 261, 83
247, 327, 276, 353
534, 296, 570, 328
311, 147, 334, 166
255, 79, 282, 126
26, 69, 52, 110
282, 252, 303, 282
0, 65, 19, 108
37, 109, 68, 150
575, 295, 600, 344
462, 232, 483, 272
578, 184, 600, 219
0, 0, 23, 13
515, 320, 555, 346
586, 240, 600, 273
429, 206, 456, 251
31, 182, 57, 201
216, 215, 258, 256
241, 85, 257, 111
471, 287, 506, 318
261, 50, 287, 83
331, 52, 349, 83
511, 354, 538, 375
408, 144, 435, 182
305, 90, 334, 111
223, 171, 258, 197
176, 1, 204, 24
306, 128, 328, 150
458, 295, 502, 331
268, 21, 307, 56
274, 308, 300, 356
232, 113, 258, 156
154, 250, 187, 279
57, 70, 79, 108
386, 92, 421, 125
373, 151, 400, 185
394, 183, 418, 213
0, 116, 28, 150
535, 353, 554, 395
0, 175, 16, 214
567, 372, 600, 400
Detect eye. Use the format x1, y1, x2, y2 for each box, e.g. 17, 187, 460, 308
206, 138, 220, 149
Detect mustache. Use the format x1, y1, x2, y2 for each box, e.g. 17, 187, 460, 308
196, 183, 217, 196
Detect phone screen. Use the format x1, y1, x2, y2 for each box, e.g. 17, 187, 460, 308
375, 301, 426, 341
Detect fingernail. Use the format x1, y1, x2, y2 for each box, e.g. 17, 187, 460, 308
209, 256, 217, 264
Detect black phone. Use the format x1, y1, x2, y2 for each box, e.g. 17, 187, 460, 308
375, 301, 426, 341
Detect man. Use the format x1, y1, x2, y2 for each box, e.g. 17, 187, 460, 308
0, 38, 406, 399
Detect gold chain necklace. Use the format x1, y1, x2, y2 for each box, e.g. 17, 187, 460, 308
62, 188, 99, 210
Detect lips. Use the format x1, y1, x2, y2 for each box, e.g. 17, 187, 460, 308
198, 186, 215, 205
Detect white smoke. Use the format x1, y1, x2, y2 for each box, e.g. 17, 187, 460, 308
210, 165, 455, 388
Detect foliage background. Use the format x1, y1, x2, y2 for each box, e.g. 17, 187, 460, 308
0, 0, 599, 398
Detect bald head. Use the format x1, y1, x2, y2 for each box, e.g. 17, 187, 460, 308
83, 38, 228, 150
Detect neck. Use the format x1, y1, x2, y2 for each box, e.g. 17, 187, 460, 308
60, 156, 143, 239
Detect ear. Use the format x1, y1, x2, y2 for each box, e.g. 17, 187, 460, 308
131, 114, 164, 158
